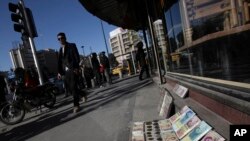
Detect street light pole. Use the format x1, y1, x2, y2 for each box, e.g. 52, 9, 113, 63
100, 20, 109, 56
81, 46, 85, 56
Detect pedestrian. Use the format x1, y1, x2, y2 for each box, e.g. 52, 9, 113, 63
24, 67, 39, 88
81, 57, 93, 88
78, 59, 86, 90
135, 41, 150, 80
57, 32, 84, 113
99, 51, 111, 85
99, 63, 105, 83
84, 67, 93, 88
0, 74, 7, 105
91, 52, 102, 87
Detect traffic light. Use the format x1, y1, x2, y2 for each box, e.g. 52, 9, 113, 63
8, 2, 37, 38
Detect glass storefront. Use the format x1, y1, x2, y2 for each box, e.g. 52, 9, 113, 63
164, 0, 250, 83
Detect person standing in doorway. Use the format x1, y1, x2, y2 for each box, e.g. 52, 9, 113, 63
57, 32, 81, 113
136, 41, 150, 80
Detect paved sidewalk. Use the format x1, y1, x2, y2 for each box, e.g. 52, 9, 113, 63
0, 76, 164, 141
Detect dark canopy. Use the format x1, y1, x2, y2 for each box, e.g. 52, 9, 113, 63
79, 0, 176, 30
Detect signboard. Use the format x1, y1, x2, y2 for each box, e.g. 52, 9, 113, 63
158, 88, 173, 118
173, 84, 189, 98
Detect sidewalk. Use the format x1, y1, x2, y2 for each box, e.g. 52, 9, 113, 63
131, 79, 163, 122
0, 76, 164, 141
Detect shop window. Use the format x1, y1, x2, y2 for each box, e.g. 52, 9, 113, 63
163, 0, 250, 84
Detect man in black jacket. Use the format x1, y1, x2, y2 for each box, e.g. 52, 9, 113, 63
57, 32, 82, 113
136, 41, 150, 80
91, 52, 101, 87
99, 52, 111, 85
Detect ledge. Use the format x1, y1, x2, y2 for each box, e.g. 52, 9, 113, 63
165, 73, 250, 115
163, 83, 231, 140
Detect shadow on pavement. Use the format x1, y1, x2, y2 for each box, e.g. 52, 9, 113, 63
0, 78, 152, 141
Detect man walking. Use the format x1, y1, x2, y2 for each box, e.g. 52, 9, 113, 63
57, 32, 81, 113
91, 52, 102, 87
99, 51, 111, 85
136, 41, 150, 80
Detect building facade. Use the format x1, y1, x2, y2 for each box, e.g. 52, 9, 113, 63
164, 0, 250, 83
161, 0, 250, 133
9, 45, 58, 77
9, 44, 34, 69
109, 28, 141, 66
37, 49, 58, 75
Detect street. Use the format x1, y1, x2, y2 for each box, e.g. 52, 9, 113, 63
0, 76, 162, 141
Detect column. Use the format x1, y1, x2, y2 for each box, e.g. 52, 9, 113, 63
180, 0, 193, 46
231, 0, 238, 27
185, 28, 193, 46
224, 11, 231, 30
238, 0, 245, 25
244, 1, 250, 23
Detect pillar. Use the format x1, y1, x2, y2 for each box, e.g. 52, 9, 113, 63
231, 0, 238, 27
244, 1, 250, 23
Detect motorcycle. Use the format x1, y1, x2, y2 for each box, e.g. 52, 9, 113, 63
0, 82, 57, 125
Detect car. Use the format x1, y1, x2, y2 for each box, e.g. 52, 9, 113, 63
112, 67, 128, 75
112, 67, 121, 75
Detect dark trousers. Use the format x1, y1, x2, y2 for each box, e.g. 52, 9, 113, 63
65, 70, 79, 107
104, 68, 111, 84
64, 79, 71, 96
84, 76, 92, 88
94, 70, 101, 86
139, 64, 150, 79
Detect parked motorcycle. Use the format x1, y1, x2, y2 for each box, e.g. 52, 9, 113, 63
0, 82, 57, 125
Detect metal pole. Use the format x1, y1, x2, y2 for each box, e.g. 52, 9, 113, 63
130, 50, 137, 74
145, 0, 163, 84
100, 20, 109, 55
20, 0, 43, 85
100, 20, 113, 79
142, 28, 152, 74
28, 37, 43, 85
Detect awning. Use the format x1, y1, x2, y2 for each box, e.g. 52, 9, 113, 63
79, 0, 177, 30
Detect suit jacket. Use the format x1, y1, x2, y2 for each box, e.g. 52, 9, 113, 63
58, 42, 80, 75
136, 49, 146, 66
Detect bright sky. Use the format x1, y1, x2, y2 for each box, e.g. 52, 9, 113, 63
0, 0, 118, 71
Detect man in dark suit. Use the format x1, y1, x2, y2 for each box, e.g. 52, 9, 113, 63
57, 32, 82, 113
136, 41, 150, 80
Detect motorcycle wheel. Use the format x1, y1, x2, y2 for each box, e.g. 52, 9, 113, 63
43, 90, 56, 109
0, 103, 25, 125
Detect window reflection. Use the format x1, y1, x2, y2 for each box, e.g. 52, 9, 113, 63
163, 0, 250, 83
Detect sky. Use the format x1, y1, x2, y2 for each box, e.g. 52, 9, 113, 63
0, 0, 118, 71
